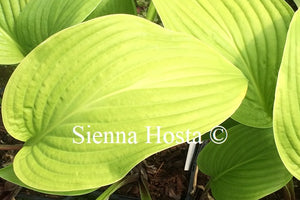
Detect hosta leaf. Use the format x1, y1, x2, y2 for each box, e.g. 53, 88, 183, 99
198, 125, 292, 200
15, 0, 102, 54
0, 0, 29, 64
152, 0, 293, 128
274, 10, 300, 179
0, 165, 96, 195
295, 0, 300, 7
86, 0, 136, 21
0, 27, 23, 64
2, 14, 247, 191
0, 0, 29, 37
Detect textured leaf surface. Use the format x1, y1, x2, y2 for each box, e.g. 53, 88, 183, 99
198, 125, 292, 200
2, 14, 247, 191
152, 0, 293, 127
86, 0, 136, 21
0, 165, 96, 195
0, 0, 29, 64
15, 0, 102, 54
0, 27, 23, 64
0, 0, 29, 37
274, 10, 300, 179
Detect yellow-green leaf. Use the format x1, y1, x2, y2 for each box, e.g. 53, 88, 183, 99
2, 14, 247, 192
85, 0, 137, 21
274, 9, 300, 180
15, 0, 102, 53
0, 165, 96, 195
152, 0, 293, 127
0, 27, 23, 64
0, 0, 29, 64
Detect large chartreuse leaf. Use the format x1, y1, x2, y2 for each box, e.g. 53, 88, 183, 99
85, 0, 136, 21
15, 0, 102, 54
0, 165, 96, 195
295, 0, 300, 7
274, 10, 300, 179
0, 0, 29, 64
152, 0, 293, 128
2, 14, 247, 191
198, 125, 292, 200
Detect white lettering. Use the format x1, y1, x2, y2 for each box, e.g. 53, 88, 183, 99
73, 125, 84, 144
146, 126, 161, 143
128, 131, 137, 144
163, 131, 174, 144
93, 131, 102, 144
176, 131, 184, 144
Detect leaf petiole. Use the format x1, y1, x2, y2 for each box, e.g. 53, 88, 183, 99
0, 144, 23, 151
146, 1, 157, 22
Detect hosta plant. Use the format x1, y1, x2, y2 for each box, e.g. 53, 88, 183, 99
0, 0, 299, 200
151, 0, 300, 199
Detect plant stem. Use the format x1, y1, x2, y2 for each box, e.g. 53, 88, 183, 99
146, 1, 157, 22
294, 0, 300, 8
191, 165, 199, 195
96, 174, 139, 200
0, 144, 23, 150
200, 181, 211, 199
283, 179, 296, 200
139, 176, 152, 200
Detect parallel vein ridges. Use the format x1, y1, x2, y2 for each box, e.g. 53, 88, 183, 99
2, 15, 247, 191
198, 125, 292, 200
153, 0, 293, 127
274, 10, 300, 179
15, 0, 102, 53
201, 0, 291, 127
0, 28, 22, 60
0, 0, 28, 63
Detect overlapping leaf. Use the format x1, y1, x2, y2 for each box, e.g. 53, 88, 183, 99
0, 28, 23, 64
0, 0, 29, 36
198, 125, 292, 200
86, 0, 136, 21
0, 0, 29, 64
15, 0, 102, 54
0, 165, 96, 195
274, 10, 300, 179
2, 15, 247, 191
0, 0, 137, 63
152, 0, 294, 127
